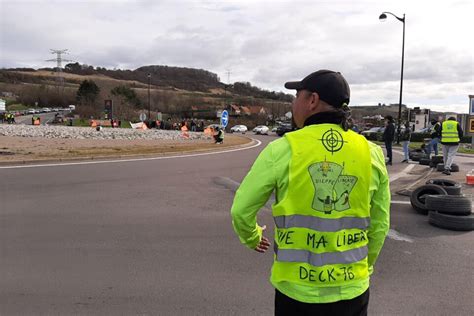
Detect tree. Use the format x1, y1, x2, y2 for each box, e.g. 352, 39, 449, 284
76, 80, 100, 105
64, 62, 82, 73
111, 85, 141, 108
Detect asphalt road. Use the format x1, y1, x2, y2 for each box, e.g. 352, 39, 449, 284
1, 135, 473, 315
14, 111, 64, 125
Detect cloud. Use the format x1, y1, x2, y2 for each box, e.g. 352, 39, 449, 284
0, 0, 472, 112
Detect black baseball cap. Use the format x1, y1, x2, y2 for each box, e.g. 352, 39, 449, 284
284, 69, 350, 107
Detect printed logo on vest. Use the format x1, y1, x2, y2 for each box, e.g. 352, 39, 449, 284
319, 128, 347, 154
308, 160, 358, 214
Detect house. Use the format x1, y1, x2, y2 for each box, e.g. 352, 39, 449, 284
229, 104, 241, 116
240, 106, 251, 116
247, 106, 267, 116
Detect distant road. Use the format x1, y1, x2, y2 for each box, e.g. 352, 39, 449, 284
14, 111, 62, 125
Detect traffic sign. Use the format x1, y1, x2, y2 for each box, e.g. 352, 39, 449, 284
139, 113, 147, 122
220, 110, 229, 128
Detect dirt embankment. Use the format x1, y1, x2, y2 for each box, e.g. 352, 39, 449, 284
0, 134, 251, 163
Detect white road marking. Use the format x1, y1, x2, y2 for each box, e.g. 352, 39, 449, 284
387, 229, 414, 243
0, 139, 262, 169
391, 200, 411, 205
389, 164, 415, 182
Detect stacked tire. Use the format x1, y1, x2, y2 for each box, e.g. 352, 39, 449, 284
429, 155, 443, 168
436, 163, 459, 172
409, 149, 427, 162
410, 179, 473, 231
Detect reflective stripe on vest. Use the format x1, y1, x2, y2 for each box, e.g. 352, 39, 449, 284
271, 124, 372, 287
274, 244, 368, 267
441, 121, 460, 143
274, 215, 370, 232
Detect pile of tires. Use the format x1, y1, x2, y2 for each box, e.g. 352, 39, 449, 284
410, 179, 473, 231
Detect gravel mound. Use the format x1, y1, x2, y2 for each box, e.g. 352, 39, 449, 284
0, 125, 211, 141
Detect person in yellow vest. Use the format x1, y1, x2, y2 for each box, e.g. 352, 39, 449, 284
231, 70, 390, 315
440, 117, 463, 175
214, 126, 224, 144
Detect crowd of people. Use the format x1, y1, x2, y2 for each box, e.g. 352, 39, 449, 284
0, 112, 16, 124
382, 115, 464, 175
148, 118, 206, 131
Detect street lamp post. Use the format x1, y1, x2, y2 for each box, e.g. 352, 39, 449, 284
379, 11, 405, 144
147, 73, 151, 122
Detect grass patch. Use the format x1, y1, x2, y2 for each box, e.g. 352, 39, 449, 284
372, 140, 473, 154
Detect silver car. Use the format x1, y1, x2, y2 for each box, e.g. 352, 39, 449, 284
230, 125, 248, 134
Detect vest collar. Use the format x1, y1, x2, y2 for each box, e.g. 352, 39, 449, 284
303, 111, 344, 127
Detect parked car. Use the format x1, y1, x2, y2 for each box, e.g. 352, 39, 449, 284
253, 125, 270, 135
414, 126, 432, 133
276, 123, 293, 136
361, 126, 385, 137
230, 124, 248, 133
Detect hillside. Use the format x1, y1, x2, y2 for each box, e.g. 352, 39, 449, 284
0, 64, 293, 102
0, 65, 293, 121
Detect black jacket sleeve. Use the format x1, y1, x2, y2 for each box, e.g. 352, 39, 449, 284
457, 123, 464, 139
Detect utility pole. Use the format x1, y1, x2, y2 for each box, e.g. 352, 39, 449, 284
147, 73, 151, 122
225, 69, 231, 107
46, 49, 73, 106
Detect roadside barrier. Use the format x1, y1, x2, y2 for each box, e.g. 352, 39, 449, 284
467, 170, 474, 185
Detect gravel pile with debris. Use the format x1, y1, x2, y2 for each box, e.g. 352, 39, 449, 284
0, 124, 210, 141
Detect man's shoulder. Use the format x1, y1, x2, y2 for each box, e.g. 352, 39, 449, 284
267, 136, 290, 151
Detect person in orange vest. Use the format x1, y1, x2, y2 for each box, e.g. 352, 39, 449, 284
181, 123, 190, 138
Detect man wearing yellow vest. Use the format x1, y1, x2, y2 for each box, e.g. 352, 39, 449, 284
439, 117, 463, 175
231, 70, 390, 315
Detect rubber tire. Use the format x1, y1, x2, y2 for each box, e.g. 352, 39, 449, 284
429, 161, 436, 168
431, 155, 444, 164
411, 154, 422, 162
419, 158, 430, 165
425, 179, 462, 195
428, 212, 474, 231
436, 163, 459, 172
425, 195, 471, 215
410, 184, 448, 215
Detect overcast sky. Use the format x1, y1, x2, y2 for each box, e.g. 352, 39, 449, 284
1, 0, 473, 113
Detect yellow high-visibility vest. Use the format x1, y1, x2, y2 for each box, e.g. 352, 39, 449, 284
271, 124, 372, 287
441, 121, 460, 143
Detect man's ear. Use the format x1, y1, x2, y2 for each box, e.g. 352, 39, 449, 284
309, 92, 320, 112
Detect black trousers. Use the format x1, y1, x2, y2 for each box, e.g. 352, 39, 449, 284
384, 140, 393, 162
275, 288, 369, 316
